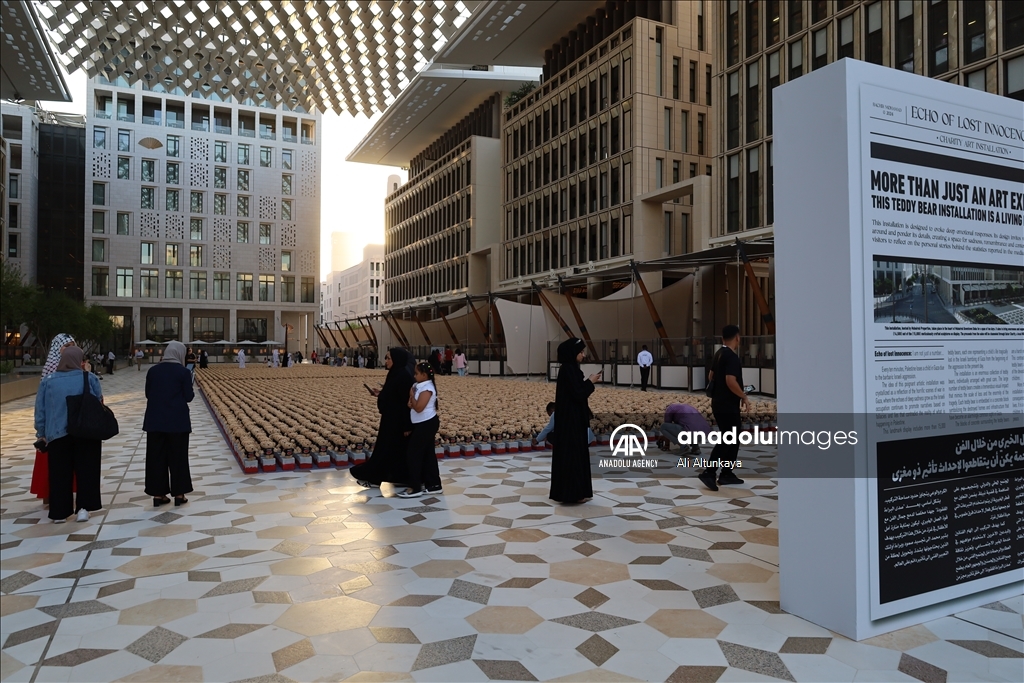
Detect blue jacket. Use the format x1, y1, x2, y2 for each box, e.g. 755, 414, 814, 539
35, 371, 104, 442
143, 362, 194, 433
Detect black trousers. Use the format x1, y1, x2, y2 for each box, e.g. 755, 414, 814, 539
639, 366, 650, 391
708, 409, 741, 476
405, 416, 441, 491
145, 432, 194, 497
47, 435, 102, 520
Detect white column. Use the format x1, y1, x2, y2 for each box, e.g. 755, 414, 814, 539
228, 312, 237, 342
132, 306, 141, 342
181, 306, 190, 343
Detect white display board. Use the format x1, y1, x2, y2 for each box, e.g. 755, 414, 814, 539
775, 60, 1023, 640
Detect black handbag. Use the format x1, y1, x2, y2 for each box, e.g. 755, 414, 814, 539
66, 371, 119, 440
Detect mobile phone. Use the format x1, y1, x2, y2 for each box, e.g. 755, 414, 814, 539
363, 383, 374, 394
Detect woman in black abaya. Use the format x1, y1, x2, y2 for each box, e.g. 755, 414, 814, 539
351, 347, 414, 488
549, 338, 602, 503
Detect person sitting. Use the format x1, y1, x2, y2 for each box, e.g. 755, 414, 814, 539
532, 401, 596, 448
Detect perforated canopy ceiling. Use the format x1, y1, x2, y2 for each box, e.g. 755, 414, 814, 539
35, 0, 479, 115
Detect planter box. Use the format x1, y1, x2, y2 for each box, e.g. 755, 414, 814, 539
346, 449, 365, 465
296, 453, 313, 469
444, 444, 459, 458
276, 454, 296, 471
434, 445, 446, 459
329, 450, 350, 467
313, 452, 332, 468
519, 440, 533, 452
493, 442, 506, 454
242, 459, 259, 474
598, 434, 611, 445
260, 457, 277, 473
478, 443, 492, 456
459, 444, 473, 457
507, 441, 519, 453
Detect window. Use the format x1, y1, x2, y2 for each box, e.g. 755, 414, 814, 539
839, 15, 854, 59
237, 196, 250, 217
962, 3, 985, 64
747, 63, 759, 143
238, 318, 267, 343
672, 58, 680, 98
214, 167, 226, 189
141, 159, 155, 182
259, 274, 275, 301
166, 135, 180, 157
813, 28, 828, 70
116, 267, 133, 297
301, 276, 315, 303
282, 174, 292, 195
214, 141, 227, 163
141, 242, 155, 264
766, 54, 780, 138
117, 212, 130, 235
896, 0, 915, 72
237, 273, 254, 301
282, 149, 293, 170
746, 0, 759, 57
117, 156, 130, 179
767, 142, 775, 224
260, 146, 272, 167
727, 71, 740, 149
664, 107, 673, 150
238, 144, 250, 165
8, 175, 17, 199
213, 272, 230, 300
788, 0, 803, 35
91, 267, 108, 296
727, 154, 740, 233
237, 221, 250, 243
966, 69, 986, 91
92, 239, 105, 262
928, 0, 949, 75
689, 61, 697, 102
789, 39, 804, 81
747, 148, 760, 228
8, 205, 17, 229
282, 251, 292, 272
190, 191, 203, 213
664, 211, 672, 254
93, 183, 106, 206
165, 243, 179, 266
706, 65, 712, 105
1005, 2, 1024, 50
1008, 55, 1024, 101
165, 270, 183, 298
728, 1, 740, 66
259, 223, 271, 245
656, 158, 664, 188
697, 113, 705, 155
767, 0, 781, 46
279, 275, 295, 302
92, 211, 105, 234
146, 316, 180, 342
281, 200, 292, 221
680, 110, 689, 153
672, 160, 680, 184
190, 244, 203, 267
190, 218, 203, 240
190, 271, 207, 300
140, 268, 159, 297
192, 317, 224, 341
118, 129, 130, 152
93, 127, 107, 148
237, 169, 249, 191
812, 0, 828, 24
166, 189, 179, 212
166, 162, 179, 184
214, 194, 227, 215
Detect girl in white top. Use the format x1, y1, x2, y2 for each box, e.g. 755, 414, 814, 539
398, 361, 441, 498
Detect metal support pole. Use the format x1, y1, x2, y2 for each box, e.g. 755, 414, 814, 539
389, 312, 411, 348
467, 295, 493, 345
437, 306, 460, 346
531, 280, 575, 340
323, 323, 341, 348
557, 275, 599, 361
361, 316, 379, 350
413, 310, 432, 346
629, 261, 677, 364
333, 322, 351, 348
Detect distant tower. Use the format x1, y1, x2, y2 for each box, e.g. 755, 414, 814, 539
386, 174, 401, 196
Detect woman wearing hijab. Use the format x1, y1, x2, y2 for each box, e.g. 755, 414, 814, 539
34, 345, 103, 522
350, 347, 414, 489
30, 334, 77, 503
549, 338, 602, 504
143, 341, 195, 507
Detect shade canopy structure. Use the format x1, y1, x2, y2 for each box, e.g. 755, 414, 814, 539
237, 340, 259, 345
35, 0, 479, 115
0, 0, 70, 101
213, 340, 233, 345
135, 339, 160, 345
189, 340, 208, 345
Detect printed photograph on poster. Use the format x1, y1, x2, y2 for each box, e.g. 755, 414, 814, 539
872, 255, 1024, 325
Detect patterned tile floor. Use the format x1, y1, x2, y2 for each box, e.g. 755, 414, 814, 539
1, 369, 1021, 682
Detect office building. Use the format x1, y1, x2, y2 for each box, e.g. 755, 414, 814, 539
713, 0, 1024, 335
1, 103, 39, 281
37, 114, 87, 298
82, 77, 321, 350
321, 243, 385, 323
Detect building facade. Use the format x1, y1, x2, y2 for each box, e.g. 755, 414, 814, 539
382, 96, 503, 308
499, 1, 714, 295
713, 0, 1024, 334
1, 103, 40, 282
82, 77, 321, 350
37, 119, 86, 298
321, 243, 385, 322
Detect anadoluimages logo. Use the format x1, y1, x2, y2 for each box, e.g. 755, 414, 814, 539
610, 424, 648, 458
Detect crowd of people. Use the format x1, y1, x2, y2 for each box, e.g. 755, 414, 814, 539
29, 325, 752, 519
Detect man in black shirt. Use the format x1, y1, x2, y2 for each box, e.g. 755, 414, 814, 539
700, 325, 750, 491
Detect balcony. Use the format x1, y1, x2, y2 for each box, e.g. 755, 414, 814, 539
117, 113, 135, 122
282, 133, 297, 143
166, 118, 184, 129
301, 136, 314, 145
192, 121, 210, 132
142, 115, 161, 126
260, 131, 276, 140
215, 124, 231, 135
96, 111, 112, 119
239, 128, 255, 138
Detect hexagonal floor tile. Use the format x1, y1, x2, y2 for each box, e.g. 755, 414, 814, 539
117, 551, 207, 578
270, 557, 332, 576
118, 598, 197, 626
707, 563, 774, 584
411, 559, 475, 579
622, 530, 676, 545
274, 596, 379, 636
465, 606, 544, 634
549, 559, 629, 586
645, 609, 727, 638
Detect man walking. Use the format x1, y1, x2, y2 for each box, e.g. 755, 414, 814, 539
637, 344, 653, 392
106, 349, 116, 375
699, 325, 749, 491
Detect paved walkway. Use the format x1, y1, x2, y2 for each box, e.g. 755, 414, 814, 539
1, 369, 1020, 682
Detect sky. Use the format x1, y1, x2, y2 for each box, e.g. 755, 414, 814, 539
39, 68, 407, 281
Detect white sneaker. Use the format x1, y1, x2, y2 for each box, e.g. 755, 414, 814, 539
53, 518, 66, 524
396, 487, 423, 498
76, 509, 89, 522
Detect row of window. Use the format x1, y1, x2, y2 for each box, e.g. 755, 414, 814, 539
138, 316, 268, 343
385, 157, 471, 226
726, 142, 775, 234
386, 195, 472, 253
89, 240, 295, 271
92, 129, 297, 168
90, 183, 293, 220
385, 260, 469, 303
92, 268, 315, 302
90, 213, 291, 247
504, 211, 638, 279
386, 228, 472, 280
106, 158, 295, 195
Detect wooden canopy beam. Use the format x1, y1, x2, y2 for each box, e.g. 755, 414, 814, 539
531, 281, 575, 340
467, 295, 493, 345
736, 238, 776, 334
557, 276, 599, 361
412, 311, 432, 346
629, 261, 676, 363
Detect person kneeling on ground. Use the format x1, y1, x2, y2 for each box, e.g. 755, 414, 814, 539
532, 401, 596, 448
657, 403, 711, 454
